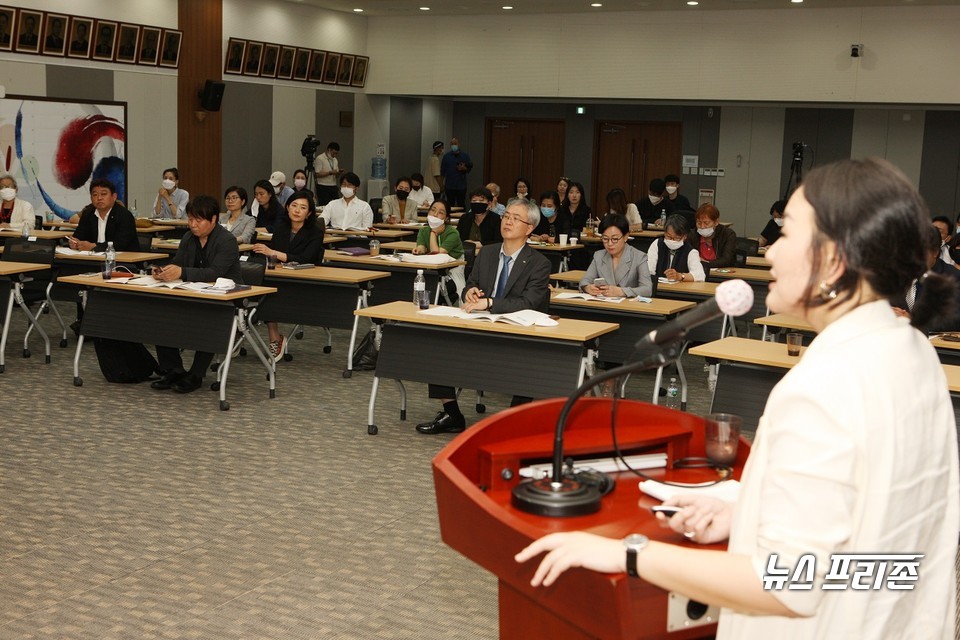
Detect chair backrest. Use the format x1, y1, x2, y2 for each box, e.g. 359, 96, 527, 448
138, 233, 154, 252
462, 242, 477, 280
240, 260, 266, 286
735, 237, 760, 257
1, 237, 57, 265
370, 198, 383, 224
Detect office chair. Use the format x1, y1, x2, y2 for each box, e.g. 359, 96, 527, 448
1, 237, 67, 354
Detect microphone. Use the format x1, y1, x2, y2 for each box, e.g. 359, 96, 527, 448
635, 279, 754, 349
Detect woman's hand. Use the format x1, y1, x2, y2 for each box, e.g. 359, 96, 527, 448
657, 496, 732, 544
412, 245, 427, 255
600, 285, 624, 297
515, 532, 625, 587
583, 284, 601, 296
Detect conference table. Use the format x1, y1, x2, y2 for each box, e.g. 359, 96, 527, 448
354, 300, 618, 435
0, 228, 73, 242
59, 274, 277, 410
325, 253, 464, 306
42, 220, 175, 236
0, 261, 52, 373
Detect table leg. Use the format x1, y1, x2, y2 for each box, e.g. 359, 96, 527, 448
13, 282, 51, 363
0, 284, 15, 373
345, 290, 363, 377
396, 380, 407, 421
367, 376, 381, 435
72, 333, 85, 386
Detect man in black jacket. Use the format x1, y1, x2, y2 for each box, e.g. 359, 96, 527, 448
68, 179, 139, 252
151, 195, 243, 393
457, 187, 502, 248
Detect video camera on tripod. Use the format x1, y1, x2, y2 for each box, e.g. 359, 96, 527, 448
301, 135, 322, 169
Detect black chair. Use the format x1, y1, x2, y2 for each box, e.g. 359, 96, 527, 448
734, 237, 760, 267
370, 198, 383, 224
1, 237, 65, 357
211, 261, 273, 386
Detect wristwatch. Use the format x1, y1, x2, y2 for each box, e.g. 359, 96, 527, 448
623, 533, 649, 578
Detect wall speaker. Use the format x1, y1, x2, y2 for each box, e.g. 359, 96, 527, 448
198, 80, 225, 111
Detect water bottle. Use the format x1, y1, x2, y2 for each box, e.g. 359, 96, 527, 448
413, 269, 428, 309
659, 209, 667, 228
664, 377, 680, 410
548, 224, 556, 240
20, 219, 31, 238
103, 241, 116, 279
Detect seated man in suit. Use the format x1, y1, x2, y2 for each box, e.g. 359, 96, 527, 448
150, 195, 244, 393
68, 179, 139, 252
416, 198, 552, 435
892, 223, 960, 333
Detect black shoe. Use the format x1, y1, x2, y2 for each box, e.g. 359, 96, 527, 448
415, 412, 465, 435
150, 371, 184, 390
173, 373, 203, 394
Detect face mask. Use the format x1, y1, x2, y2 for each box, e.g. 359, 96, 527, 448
396, 190, 409, 200
450, 145, 459, 152
294, 179, 306, 190
774, 218, 784, 227
340, 187, 355, 199
540, 207, 555, 218
664, 239, 684, 251
648, 195, 662, 205
273, 185, 281, 194
666, 185, 678, 195
427, 215, 444, 229
0, 187, 15, 202
470, 202, 487, 215
412, 184, 422, 191
162, 179, 175, 190
697, 226, 715, 238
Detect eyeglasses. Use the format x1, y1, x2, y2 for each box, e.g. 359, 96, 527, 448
503, 214, 531, 225
224, 195, 241, 201
600, 235, 623, 244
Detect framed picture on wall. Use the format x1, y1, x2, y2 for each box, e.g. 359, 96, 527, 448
114, 24, 140, 64
67, 17, 93, 59
0, 7, 15, 52
322, 52, 340, 85
91, 20, 117, 61
243, 41, 263, 76
41, 13, 68, 56
13, 9, 42, 54
276, 46, 296, 80
260, 43, 280, 78
351, 56, 368, 87
159, 29, 181, 68
337, 55, 354, 86
138, 26, 160, 64
292, 48, 311, 82
308, 50, 326, 83
224, 38, 246, 75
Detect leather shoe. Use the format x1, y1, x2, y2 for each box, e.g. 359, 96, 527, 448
173, 373, 203, 394
150, 371, 184, 390
416, 412, 465, 435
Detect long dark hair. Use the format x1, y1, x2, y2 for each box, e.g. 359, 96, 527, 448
282, 190, 318, 229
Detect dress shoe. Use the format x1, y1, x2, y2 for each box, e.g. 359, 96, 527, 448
415, 412, 465, 435
173, 373, 203, 394
150, 370, 184, 390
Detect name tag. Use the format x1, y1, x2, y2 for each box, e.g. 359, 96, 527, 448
240, 255, 249, 262
28, 236, 37, 242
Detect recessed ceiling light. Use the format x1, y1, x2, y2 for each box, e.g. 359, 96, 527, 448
502, 5, 513, 9
687, 1, 699, 5
791, 0, 803, 3
420, 6, 430, 9
353, 7, 363, 12
591, 2, 603, 6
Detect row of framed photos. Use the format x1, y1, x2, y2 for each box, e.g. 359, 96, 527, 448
0, 6, 181, 68
225, 38, 368, 88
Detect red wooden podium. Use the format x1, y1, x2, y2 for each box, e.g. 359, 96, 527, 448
433, 398, 750, 640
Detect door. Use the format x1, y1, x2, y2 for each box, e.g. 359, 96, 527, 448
485, 119, 565, 202
592, 122, 682, 211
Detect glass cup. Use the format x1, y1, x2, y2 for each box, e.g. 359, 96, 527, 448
559, 233, 568, 246
786, 332, 803, 357
369, 239, 380, 256
704, 413, 741, 466
266, 254, 277, 270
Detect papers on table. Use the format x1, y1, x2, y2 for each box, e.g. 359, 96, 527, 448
639, 479, 741, 503
554, 291, 626, 304
122, 276, 239, 294
56, 247, 105, 256
658, 277, 679, 284
418, 306, 558, 327
398, 253, 458, 266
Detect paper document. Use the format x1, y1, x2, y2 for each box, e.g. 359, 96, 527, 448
56, 247, 104, 256
418, 306, 558, 327
520, 453, 667, 478
554, 292, 625, 303
399, 253, 458, 266
639, 479, 741, 503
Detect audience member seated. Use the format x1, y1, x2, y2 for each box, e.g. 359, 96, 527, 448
636, 178, 675, 227
932, 215, 957, 267
690, 203, 736, 269
514, 177, 533, 201
664, 173, 693, 211
563, 181, 592, 233
0, 173, 35, 230
320, 172, 373, 230
269, 170, 295, 206
69, 179, 139, 252
485, 182, 506, 216
416, 198, 551, 435
250, 179, 285, 233
151, 195, 243, 394
556, 177, 570, 207
579, 214, 652, 298
252, 190, 326, 361
758, 199, 786, 247
414, 199, 465, 297
408, 172, 435, 209
220, 186, 256, 244
532, 190, 570, 242
892, 224, 960, 332
457, 188, 502, 247
382, 176, 418, 223
647, 213, 706, 282
607, 188, 642, 232
290, 169, 315, 206
153, 167, 188, 219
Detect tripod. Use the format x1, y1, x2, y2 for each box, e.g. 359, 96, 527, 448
783, 142, 805, 201
303, 156, 318, 206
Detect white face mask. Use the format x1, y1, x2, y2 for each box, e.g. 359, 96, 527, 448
697, 226, 715, 238
649, 194, 662, 205
162, 179, 175, 190
427, 215, 444, 229
774, 218, 784, 227
340, 187, 355, 199
665, 185, 678, 195
294, 179, 306, 190
664, 239, 684, 251
0, 187, 15, 202
273, 185, 281, 194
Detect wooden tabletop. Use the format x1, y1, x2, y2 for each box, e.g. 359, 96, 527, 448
550, 291, 695, 316
1, 228, 73, 240
710, 267, 774, 283
746, 256, 771, 268
551, 270, 586, 285
373, 222, 426, 231
689, 336, 805, 369
754, 314, 813, 332
148, 218, 190, 227
57, 274, 276, 301
380, 241, 417, 252
152, 238, 254, 252
326, 228, 414, 239
356, 300, 618, 342
263, 265, 391, 284
528, 242, 581, 253
943, 364, 960, 393
55, 249, 168, 263
42, 221, 175, 234
326, 253, 465, 271
930, 335, 960, 352
656, 280, 720, 296
0, 261, 51, 276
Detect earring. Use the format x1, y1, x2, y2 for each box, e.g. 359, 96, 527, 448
818, 280, 838, 301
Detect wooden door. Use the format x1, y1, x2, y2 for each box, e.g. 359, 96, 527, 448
592, 122, 682, 211
485, 119, 565, 202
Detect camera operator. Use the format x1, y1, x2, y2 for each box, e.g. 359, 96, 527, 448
315, 141, 344, 206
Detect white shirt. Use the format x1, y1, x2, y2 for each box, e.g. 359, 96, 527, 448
315, 152, 339, 186
152, 188, 189, 219
96, 208, 111, 243
492, 244, 524, 296
408, 186, 434, 209
719, 301, 958, 639
321, 197, 373, 230
646, 241, 706, 281
939, 243, 955, 266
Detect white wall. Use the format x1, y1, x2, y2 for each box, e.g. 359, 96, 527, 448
850, 109, 925, 185
353, 93, 390, 199
272, 85, 317, 179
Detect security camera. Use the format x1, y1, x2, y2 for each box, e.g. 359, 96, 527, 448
851, 44, 863, 58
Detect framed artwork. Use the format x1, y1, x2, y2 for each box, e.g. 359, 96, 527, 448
158, 29, 181, 68
351, 56, 368, 87
308, 50, 326, 83
114, 24, 140, 64
242, 41, 262, 76
260, 43, 279, 78
67, 17, 93, 59
91, 19, 117, 61
138, 26, 160, 65
0, 6, 14, 52
292, 48, 311, 82
322, 52, 340, 85
13, 9, 42, 54
337, 55, 354, 86
276, 46, 296, 80
224, 38, 246, 75
41, 13, 68, 56
339, 111, 353, 128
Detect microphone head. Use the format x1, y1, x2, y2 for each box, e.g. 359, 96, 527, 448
716, 279, 754, 317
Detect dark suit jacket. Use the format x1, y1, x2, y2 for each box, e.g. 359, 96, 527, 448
173, 224, 243, 283
270, 217, 326, 264
466, 242, 551, 314
688, 223, 737, 269
456, 211, 502, 246
74, 204, 139, 252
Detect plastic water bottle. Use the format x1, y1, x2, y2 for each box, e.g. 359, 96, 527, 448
659, 209, 667, 228
664, 377, 680, 410
103, 241, 116, 279
20, 219, 31, 238
413, 269, 428, 309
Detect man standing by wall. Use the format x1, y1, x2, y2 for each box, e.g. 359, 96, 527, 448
424, 140, 443, 201
440, 137, 472, 209
315, 142, 344, 206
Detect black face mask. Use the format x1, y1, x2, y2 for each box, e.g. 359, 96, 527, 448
470, 202, 488, 215
412, 184, 422, 191
396, 190, 409, 200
